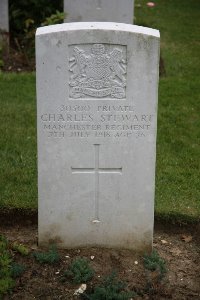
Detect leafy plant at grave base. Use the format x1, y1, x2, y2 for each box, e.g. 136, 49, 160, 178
12, 242, 30, 256
0, 278, 15, 299
33, 245, 60, 264
11, 263, 26, 278
0, 235, 15, 298
143, 250, 167, 281
61, 257, 94, 284
0, 234, 8, 251
84, 271, 136, 300
0, 252, 12, 270
143, 250, 167, 296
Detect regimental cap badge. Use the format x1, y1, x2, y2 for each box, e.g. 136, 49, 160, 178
69, 43, 127, 99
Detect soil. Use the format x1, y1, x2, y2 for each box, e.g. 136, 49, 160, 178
0, 221, 200, 300
1, 45, 35, 73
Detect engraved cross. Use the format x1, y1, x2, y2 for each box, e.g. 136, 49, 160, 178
71, 144, 122, 222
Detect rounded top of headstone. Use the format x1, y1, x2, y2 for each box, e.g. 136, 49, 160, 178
36, 22, 160, 39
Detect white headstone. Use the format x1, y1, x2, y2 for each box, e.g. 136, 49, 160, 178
36, 22, 160, 252
64, 0, 134, 24
0, 0, 9, 32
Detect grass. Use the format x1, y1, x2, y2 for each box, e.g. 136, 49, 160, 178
0, 0, 200, 223
135, 0, 200, 222
0, 73, 37, 208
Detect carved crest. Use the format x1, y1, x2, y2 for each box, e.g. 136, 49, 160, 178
69, 44, 127, 99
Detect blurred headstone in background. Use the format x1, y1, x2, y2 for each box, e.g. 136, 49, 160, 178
64, 0, 134, 24
0, 0, 9, 47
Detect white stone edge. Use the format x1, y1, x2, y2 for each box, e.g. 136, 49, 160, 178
36, 22, 160, 39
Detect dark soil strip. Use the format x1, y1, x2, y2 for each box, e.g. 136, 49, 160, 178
0, 208, 37, 226
0, 207, 199, 235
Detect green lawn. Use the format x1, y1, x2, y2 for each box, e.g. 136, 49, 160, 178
0, 73, 37, 208
0, 0, 200, 223
135, 0, 200, 222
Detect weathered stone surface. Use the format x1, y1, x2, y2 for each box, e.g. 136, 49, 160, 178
64, 0, 134, 24
0, 0, 9, 46
36, 22, 160, 251
0, 0, 9, 32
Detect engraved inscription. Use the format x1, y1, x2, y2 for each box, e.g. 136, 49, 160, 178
71, 144, 122, 221
69, 44, 127, 99
40, 104, 154, 139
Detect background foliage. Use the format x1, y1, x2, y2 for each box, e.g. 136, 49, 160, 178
9, 0, 63, 36
9, 0, 64, 57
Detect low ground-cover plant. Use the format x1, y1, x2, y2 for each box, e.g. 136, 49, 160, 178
143, 249, 167, 281
33, 245, 60, 264
12, 242, 29, 256
84, 271, 136, 300
0, 235, 15, 298
143, 250, 167, 296
11, 263, 26, 278
0, 235, 170, 299
0, 278, 14, 300
0, 252, 13, 296
62, 257, 94, 284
